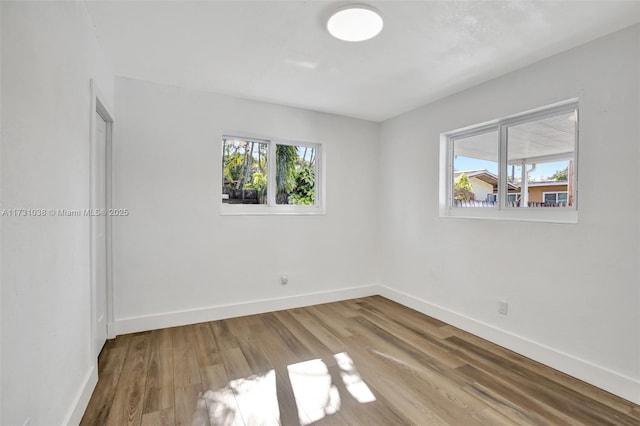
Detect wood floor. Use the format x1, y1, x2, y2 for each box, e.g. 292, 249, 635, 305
81, 296, 640, 426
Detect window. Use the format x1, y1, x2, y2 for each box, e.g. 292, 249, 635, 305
222, 138, 269, 205
507, 193, 520, 203
222, 136, 322, 214
543, 192, 568, 205
452, 130, 499, 207
441, 100, 578, 223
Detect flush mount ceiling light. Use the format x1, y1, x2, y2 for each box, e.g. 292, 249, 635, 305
327, 4, 383, 42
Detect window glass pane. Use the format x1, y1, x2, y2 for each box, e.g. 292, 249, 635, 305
507, 193, 520, 203
452, 130, 499, 207
506, 110, 576, 208
275, 144, 316, 205
222, 138, 268, 204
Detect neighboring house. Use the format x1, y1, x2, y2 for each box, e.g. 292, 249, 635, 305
454, 170, 569, 204
509, 181, 569, 204
454, 170, 519, 201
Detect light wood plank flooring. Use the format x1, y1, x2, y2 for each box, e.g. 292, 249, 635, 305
81, 296, 640, 425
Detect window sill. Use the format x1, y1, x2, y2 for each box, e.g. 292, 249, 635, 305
220, 204, 326, 216
441, 207, 577, 224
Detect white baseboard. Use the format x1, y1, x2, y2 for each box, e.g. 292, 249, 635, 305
62, 365, 98, 426
377, 284, 640, 405
110, 284, 379, 336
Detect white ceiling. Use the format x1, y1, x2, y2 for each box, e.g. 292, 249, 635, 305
85, 1, 640, 122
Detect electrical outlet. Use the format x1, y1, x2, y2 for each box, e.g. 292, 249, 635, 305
498, 300, 508, 315
280, 275, 288, 285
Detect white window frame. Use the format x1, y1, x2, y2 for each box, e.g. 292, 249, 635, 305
440, 99, 579, 223
221, 134, 325, 215
542, 191, 568, 204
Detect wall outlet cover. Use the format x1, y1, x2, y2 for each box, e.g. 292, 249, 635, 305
499, 300, 508, 315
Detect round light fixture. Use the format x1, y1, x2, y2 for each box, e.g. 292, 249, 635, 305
327, 4, 383, 42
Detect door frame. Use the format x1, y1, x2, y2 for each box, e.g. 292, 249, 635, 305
89, 79, 115, 359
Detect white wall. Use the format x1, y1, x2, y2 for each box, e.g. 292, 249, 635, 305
379, 25, 640, 402
469, 177, 493, 202
0, 1, 3, 422
111, 77, 379, 333
1, 2, 114, 425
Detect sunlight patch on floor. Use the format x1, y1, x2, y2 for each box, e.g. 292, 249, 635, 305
288, 358, 341, 425
334, 352, 376, 403
200, 352, 375, 425
202, 369, 279, 426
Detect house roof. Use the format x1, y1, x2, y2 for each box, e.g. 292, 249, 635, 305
527, 180, 569, 187
455, 170, 567, 190
454, 170, 520, 190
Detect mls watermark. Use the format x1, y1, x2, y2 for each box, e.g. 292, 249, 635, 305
1, 208, 130, 217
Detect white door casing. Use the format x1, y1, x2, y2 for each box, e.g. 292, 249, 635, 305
90, 80, 114, 359
94, 111, 108, 353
